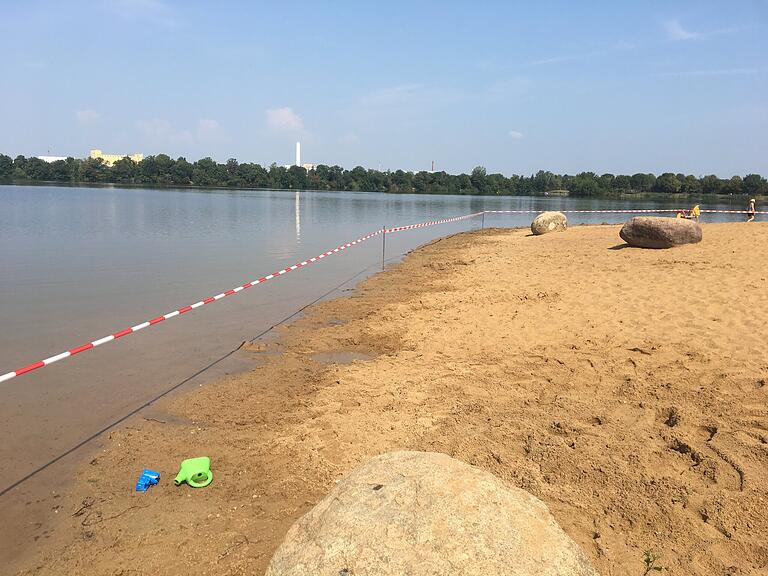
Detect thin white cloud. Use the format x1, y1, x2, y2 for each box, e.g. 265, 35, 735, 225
664, 19, 698, 41
359, 83, 464, 107
76, 109, 101, 124
528, 42, 634, 66
657, 67, 765, 77
110, 0, 165, 8
663, 19, 752, 41
360, 84, 425, 106
197, 118, 220, 133
266, 107, 304, 132
137, 118, 191, 143
136, 118, 222, 146
508, 130, 524, 140
485, 77, 530, 97
106, 0, 177, 26
339, 131, 359, 146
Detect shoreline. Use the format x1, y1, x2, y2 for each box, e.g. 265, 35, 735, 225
1, 180, 764, 202
13, 223, 768, 575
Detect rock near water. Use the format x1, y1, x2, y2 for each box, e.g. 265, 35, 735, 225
266, 451, 599, 576
531, 211, 568, 235
619, 216, 702, 249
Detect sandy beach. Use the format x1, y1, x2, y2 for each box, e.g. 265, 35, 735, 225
14, 223, 768, 575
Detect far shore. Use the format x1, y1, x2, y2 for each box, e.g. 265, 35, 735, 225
11, 222, 768, 576
1, 179, 764, 202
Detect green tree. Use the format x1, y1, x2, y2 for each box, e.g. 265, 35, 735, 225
630, 173, 656, 193
225, 158, 243, 187
268, 163, 290, 189
139, 155, 160, 184
470, 166, 488, 194
614, 175, 631, 192
80, 157, 108, 182
192, 157, 226, 186
532, 170, 557, 193
700, 175, 722, 195
12, 155, 28, 179
48, 159, 71, 181
112, 157, 138, 183
653, 173, 681, 194
571, 172, 600, 196
154, 154, 175, 184
287, 165, 309, 189
486, 173, 507, 195
24, 158, 51, 180
743, 174, 767, 197
0, 154, 14, 179
412, 171, 429, 193
680, 175, 701, 195
171, 157, 194, 184
390, 169, 413, 193
721, 175, 743, 195
599, 173, 615, 193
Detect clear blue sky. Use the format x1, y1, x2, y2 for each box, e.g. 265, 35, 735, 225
1, 0, 765, 176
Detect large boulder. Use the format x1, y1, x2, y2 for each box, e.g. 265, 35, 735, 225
266, 451, 598, 576
619, 216, 702, 249
531, 211, 568, 235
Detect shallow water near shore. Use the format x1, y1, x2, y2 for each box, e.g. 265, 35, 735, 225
0, 184, 754, 568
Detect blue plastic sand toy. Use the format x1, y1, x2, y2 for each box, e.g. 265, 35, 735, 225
135, 469, 161, 492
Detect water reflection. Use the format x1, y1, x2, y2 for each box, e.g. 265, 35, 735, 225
295, 190, 301, 243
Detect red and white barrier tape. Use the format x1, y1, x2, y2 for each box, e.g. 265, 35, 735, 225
485, 209, 767, 215
700, 209, 768, 214
385, 211, 485, 233
0, 228, 391, 384
485, 209, 682, 214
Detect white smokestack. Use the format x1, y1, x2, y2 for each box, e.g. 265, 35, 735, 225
295, 141, 301, 167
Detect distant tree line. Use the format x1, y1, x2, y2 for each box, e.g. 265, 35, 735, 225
1, 153, 765, 197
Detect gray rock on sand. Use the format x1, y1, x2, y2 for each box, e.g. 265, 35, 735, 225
266, 451, 599, 576
531, 211, 568, 235
619, 216, 702, 249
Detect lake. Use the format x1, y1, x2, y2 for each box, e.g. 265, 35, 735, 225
0, 184, 752, 564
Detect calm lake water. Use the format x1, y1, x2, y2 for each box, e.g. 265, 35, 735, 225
0, 184, 752, 562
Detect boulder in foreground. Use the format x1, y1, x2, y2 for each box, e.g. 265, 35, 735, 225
531, 211, 568, 235
266, 451, 599, 576
619, 216, 702, 249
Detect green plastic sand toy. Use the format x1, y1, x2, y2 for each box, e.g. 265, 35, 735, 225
174, 457, 213, 488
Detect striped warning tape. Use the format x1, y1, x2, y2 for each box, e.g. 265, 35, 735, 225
0, 227, 388, 384
700, 209, 768, 214
485, 209, 681, 214
385, 211, 485, 233
485, 209, 768, 215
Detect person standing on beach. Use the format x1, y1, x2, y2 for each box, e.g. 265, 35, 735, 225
747, 198, 756, 222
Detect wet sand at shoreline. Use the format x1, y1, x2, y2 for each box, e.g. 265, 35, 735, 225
14, 223, 768, 575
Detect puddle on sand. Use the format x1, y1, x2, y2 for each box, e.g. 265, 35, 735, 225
140, 409, 197, 427
311, 351, 373, 364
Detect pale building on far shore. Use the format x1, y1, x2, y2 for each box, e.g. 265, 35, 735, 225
36, 155, 68, 163
89, 149, 144, 167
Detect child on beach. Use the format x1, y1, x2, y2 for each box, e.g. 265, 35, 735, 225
747, 198, 756, 222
